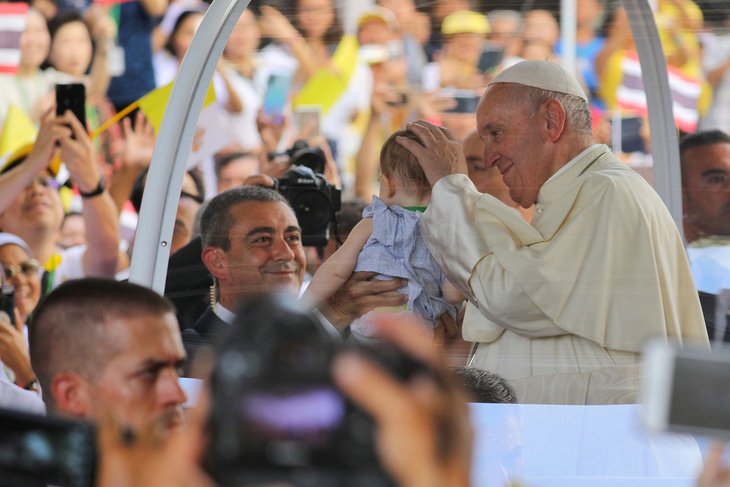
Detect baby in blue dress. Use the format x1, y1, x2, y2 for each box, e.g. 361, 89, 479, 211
304, 129, 463, 342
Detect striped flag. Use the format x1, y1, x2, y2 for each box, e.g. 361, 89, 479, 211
616, 51, 702, 133
0, 3, 28, 74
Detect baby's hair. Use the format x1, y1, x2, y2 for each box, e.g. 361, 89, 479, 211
380, 130, 430, 190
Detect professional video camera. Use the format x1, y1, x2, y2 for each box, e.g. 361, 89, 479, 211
205, 294, 433, 487
274, 141, 341, 247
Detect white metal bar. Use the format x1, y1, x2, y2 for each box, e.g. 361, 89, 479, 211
560, 0, 577, 75
623, 0, 685, 241
129, 0, 251, 292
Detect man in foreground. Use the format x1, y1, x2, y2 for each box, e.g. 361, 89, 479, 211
30, 278, 187, 432
398, 60, 709, 404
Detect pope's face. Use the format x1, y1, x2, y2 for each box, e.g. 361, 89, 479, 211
477, 84, 553, 208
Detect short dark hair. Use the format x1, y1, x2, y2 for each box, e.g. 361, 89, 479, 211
452, 366, 518, 403
30, 278, 175, 408
679, 130, 730, 159
200, 186, 288, 251
48, 9, 91, 43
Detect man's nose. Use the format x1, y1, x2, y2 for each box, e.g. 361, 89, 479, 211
483, 146, 499, 168
271, 236, 296, 261
159, 368, 187, 406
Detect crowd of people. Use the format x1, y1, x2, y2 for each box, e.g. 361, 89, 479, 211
2, 0, 730, 485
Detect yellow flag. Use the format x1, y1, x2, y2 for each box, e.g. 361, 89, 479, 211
0, 105, 37, 172
138, 80, 217, 133
91, 80, 217, 139
293, 35, 359, 115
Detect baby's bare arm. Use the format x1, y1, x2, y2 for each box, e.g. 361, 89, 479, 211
303, 218, 374, 305
442, 278, 465, 304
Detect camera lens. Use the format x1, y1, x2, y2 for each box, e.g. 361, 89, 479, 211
289, 190, 332, 230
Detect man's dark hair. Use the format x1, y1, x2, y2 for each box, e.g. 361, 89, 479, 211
29, 278, 175, 408
200, 186, 288, 251
452, 366, 518, 404
679, 130, 730, 160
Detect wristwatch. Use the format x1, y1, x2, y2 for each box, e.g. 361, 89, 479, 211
80, 175, 106, 198
20, 378, 40, 393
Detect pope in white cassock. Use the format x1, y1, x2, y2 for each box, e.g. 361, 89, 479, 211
398, 60, 709, 405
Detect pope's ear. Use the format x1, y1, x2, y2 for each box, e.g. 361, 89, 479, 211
542, 99, 567, 142
51, 372, 93, 418
202, 246, 228, 279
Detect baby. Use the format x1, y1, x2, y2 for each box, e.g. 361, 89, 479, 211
304, 129, 463, 342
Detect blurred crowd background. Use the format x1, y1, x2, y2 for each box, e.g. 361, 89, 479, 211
3, 0, 729, 229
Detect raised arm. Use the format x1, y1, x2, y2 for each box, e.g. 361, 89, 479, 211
58, 111, 119, 277
303, 217, 373, 305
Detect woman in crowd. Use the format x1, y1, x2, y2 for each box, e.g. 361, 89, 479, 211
260, 0, 371, 161
0, 8, 55, 128
0, 233, 41, 393
220, 8, 266, 153
154, 9, 242, 112
153, 9, 204, 87
47, 9, 121, 168
422, 10, 490, 92
47, 9, 114, 109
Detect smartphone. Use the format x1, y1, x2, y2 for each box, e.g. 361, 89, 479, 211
263, 73, 292, 124
0, 408, 96, 487
0, 284, 14, 326
642, 340, 730, 439
293, 105, 321, 138
477, 47, 504, 73
55, 83, 86, 136
441, 89, 481, 114
610, 116, 646, 154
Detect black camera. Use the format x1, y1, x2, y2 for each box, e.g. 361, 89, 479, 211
274, 141, 341, 247
205, 295, 432, 487
0, 408, 97, 487
1, 269, 14, 326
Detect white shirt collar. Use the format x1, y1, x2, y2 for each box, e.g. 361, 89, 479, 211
537, 144, 602, 204
213, 303, 236, 325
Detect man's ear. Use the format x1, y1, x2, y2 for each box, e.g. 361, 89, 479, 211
542, 99, 567, 142
51, 372, 94, 418
202, 246, 229, 280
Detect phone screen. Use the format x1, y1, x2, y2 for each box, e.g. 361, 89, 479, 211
668, 354, 730, 437
478, 48, 504, 73
55, 83, 87, 136
263, 73, 292, 124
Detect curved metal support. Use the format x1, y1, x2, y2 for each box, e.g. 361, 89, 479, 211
560, 0, 577, 75
623, 0, 685, 241
129, 0, 251, 292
